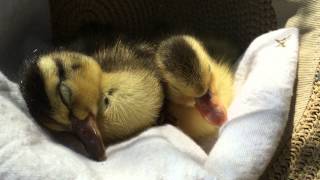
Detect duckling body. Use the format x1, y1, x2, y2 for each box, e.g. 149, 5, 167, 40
93, 41, 164, 143
155, 35, 234, 141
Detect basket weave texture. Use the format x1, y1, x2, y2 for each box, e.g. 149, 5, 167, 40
49, 0, 276, 51
261, 1, 320, 179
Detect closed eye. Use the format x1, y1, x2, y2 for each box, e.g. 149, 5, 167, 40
170, 84, 179, 91
58, 82, 72, 108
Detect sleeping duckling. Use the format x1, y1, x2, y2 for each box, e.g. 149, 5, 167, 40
20, 43, 164, 161
155, 35, 234, 141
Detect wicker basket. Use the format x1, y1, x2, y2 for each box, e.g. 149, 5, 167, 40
49, 0, 276, 51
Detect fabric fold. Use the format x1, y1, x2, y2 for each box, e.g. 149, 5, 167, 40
205, 28, 299, 180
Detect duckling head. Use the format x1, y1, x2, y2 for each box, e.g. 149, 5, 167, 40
20, 51, 106, 161
156, 35, 233, 126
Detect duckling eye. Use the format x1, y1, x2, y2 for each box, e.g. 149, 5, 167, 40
59, 82, 72, 107
104, 97, 109, 106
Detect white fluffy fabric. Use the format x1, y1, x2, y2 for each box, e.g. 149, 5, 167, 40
206, 28, 299, 180
0, 28, 298, 180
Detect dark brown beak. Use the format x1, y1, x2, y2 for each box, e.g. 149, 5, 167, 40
71, 114, 106, 161
195, 91, 227, 126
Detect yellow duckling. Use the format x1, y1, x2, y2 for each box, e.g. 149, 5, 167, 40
155, 35, 234, 141
20, 41, 164, 161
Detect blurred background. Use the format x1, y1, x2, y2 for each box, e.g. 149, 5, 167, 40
0, 0, 51, 81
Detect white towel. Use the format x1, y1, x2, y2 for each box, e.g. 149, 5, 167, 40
206, 28, 299, 180
0, 28, 299, 180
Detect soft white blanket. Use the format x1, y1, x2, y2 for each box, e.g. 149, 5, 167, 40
0, 28, 298, 180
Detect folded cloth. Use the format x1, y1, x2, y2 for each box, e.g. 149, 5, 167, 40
0, 28, 298, 180
205, 28, 299, 180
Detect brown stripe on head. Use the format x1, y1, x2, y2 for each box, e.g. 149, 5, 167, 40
156, 35, 213, 100
20, 56, 53, 126
157, 36, 202, 87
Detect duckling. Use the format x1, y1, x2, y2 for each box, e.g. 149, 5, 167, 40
20, 42, 164, 161
155, 35, 234, 141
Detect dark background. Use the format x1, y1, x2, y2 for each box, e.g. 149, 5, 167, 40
0, 0, 51, 82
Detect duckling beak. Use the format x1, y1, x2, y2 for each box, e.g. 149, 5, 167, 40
71, 114, 106, 161
195, 91, 227, 126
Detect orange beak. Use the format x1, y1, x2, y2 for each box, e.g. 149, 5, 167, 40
71, 114, 106, 161
195, 91, 227, 126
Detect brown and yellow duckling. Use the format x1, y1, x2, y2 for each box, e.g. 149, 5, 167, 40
20, 41, 164, 161
155, 35, 234, 141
